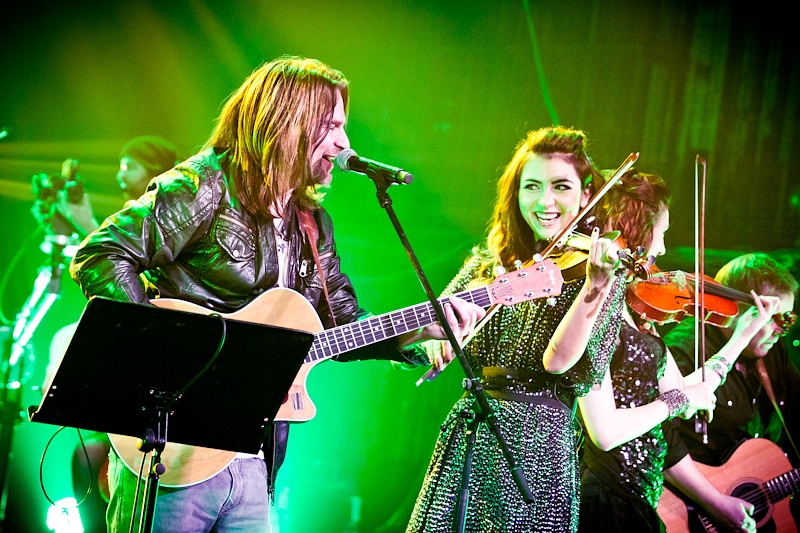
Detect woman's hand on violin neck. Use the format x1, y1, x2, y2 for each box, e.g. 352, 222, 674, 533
679, 382, 717, 422
586, 227, 621, 289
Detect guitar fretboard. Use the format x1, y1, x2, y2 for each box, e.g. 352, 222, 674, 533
765, 467, 800, 502
306, 286, 492, 364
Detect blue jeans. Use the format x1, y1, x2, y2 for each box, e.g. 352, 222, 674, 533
106, 452, 271, 533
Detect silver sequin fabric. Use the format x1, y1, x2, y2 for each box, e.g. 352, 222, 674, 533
581, 322, 669, 509
407, 248, 625, 533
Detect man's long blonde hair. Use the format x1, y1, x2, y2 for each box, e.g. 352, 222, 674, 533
204, 56, 349, 220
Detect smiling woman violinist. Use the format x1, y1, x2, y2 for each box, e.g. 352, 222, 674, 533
577, 169, 782, 533
406, 126, 627, 532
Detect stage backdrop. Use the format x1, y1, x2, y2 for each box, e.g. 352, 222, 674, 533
1, 1, 798, 532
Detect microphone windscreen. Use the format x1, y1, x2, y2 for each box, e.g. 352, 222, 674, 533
334, 149, 357, 172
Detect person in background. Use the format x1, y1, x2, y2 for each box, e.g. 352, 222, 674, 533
664, 252, 800, 528
116, 135, 179, 200
51, 135, 179, 237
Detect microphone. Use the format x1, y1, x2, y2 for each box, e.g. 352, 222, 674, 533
334, 149, 413, 184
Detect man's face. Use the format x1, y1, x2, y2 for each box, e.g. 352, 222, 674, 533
742, 290, 796, 358
309, 91, 349, 185
117, 156, 150, 199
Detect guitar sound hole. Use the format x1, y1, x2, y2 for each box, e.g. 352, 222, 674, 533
730, 482, 770, 524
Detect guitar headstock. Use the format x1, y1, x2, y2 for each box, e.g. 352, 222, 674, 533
488, 258, 564, 306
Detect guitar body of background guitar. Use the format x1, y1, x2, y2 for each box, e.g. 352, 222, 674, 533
109, 259, 563, 487
657, 438, 799, 532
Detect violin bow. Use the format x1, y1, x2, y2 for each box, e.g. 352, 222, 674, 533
694, 154, 709, 441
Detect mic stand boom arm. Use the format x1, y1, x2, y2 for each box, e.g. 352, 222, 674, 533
362, 168, 533, 532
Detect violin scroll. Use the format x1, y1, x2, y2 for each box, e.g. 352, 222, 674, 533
563, 230, 656, 282
618, 245, 657, 282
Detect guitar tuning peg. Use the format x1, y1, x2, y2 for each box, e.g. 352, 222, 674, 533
532, 253, 543, 263
647, 255, 656, 265
514, 259, 523, 270
546, 297, 557, 307
495, 265, 507, 276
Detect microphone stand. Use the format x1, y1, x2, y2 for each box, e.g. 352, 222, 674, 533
362, 169, 533, 532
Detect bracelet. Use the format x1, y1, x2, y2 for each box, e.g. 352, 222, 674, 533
658, 389, 690, 420
704, 358, 729, 385
707, 353, 734, 372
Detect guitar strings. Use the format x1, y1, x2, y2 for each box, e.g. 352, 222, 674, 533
308, 286, 492, 361
692, 466, 800, 528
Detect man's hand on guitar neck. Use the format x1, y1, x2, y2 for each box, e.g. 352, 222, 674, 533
397, 295, 485, 370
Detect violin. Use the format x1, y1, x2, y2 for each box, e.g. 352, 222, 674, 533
626, 268, 754, 327
548, 230, 656, 282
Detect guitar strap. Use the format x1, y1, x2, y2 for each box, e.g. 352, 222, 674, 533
755, 357, 799, 459
296, 209, 337, 327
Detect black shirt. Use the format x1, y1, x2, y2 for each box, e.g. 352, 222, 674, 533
663, 318, 800, 467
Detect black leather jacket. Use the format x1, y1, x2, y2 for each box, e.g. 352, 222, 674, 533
70, 147, 427, 496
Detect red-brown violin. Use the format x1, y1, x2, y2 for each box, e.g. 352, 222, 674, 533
626, 268, 754, 327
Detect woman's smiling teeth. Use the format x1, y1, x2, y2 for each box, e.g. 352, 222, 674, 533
535, 212, 560, 224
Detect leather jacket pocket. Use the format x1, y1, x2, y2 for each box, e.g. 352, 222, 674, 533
215, 212, 256, 261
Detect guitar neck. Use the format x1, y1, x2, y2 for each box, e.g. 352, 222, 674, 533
306, 286, 491, 364
765, 467, 800, 503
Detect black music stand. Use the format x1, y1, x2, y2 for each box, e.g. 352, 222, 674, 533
28, 296, 314, 533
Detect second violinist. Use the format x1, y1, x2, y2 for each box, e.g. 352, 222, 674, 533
577, 169, 781, 533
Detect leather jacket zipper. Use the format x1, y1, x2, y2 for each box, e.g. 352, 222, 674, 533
218, 213, 250, 232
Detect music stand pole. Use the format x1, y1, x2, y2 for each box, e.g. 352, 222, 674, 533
363, 171, 533, 532
131, 390, 176, 533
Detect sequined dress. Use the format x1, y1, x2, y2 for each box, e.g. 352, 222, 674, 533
406, 248, 624, 533
579, 322, 670, 531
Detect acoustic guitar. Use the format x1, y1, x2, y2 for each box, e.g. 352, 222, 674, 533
657, 438, 799, 532
109, 259, 564, 487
